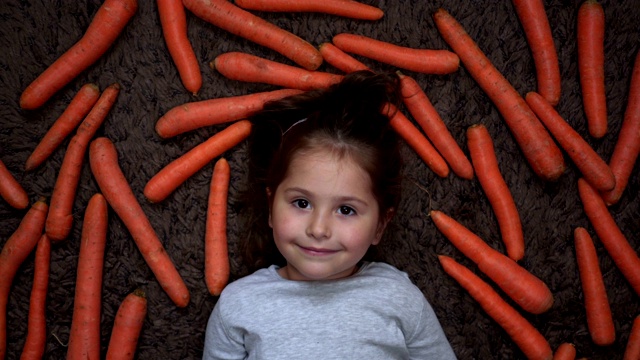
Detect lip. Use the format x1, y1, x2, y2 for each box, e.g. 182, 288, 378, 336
298, 245, 339, 256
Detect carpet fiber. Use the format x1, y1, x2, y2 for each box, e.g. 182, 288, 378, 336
1, 0, 639, 359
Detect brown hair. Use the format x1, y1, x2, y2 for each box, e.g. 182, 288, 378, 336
240, 70, 403, 272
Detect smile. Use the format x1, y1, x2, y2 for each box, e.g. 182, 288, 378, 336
298, 245, 339, 256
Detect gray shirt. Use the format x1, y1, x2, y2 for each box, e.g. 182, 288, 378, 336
203, 262, 457, 360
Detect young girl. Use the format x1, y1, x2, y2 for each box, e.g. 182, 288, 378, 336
203, 71, 456, 359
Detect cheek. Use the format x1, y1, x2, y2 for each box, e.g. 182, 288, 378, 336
342, 224, 378, 249
270, 207, 298, 240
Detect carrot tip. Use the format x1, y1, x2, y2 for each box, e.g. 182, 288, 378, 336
144, 196, 157, 204
132, 288, 147, 298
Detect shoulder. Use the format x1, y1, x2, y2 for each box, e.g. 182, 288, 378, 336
359, 261, 411, 279
216, 266, 280, 307
360, 263, 454, 354
358, 262, 420, 291
354, 262, 428, 308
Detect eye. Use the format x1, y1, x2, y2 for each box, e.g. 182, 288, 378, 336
292, 199, 310, 209
338, 206, 356, 216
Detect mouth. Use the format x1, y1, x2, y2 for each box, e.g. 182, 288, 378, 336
298, 245, 339, 256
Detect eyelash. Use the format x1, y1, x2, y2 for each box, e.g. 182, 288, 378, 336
293, 199, 309, 209
338, 206, 356, 216
291, 199, 357, 216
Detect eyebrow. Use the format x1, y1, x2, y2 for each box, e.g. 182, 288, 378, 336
283, 187, 370, 207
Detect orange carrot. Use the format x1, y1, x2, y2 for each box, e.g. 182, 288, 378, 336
430, 209, 553, 314
387, 106, 449, 178
577, 0, 607, 139
574, 227, 616, 346
399, 72, 474, 180
234, 0, 384, 20
577, 178, 640, 297
526, 91, 615, 192
182, 0, 322, 70
439, 255, 553, 360
553, 343, 576, 360
601, 51, 640, 205
89, 137, 190, 307
19, 0, 137, 110
144, 120, 252, 203
467, 124, 524, 261
25, 83, 101, 171
105, 289, 147, 360
512, 0, 561, 106
19, 234, 51, 360
433, 8, 566, 182
332, 33, 460, 75
0, 199, 48, 359
67, 193, 108, 360
319, 42, 370, 73
45, 83, 120, 242
624, 315, 640, 360
205, 158, 230, 296
157, 0, 202, 95
156, 89, 302, 139
0, 159, 29, 210
212, 52, 343, 91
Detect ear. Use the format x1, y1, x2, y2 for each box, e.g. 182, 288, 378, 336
372, 208, 394, 245
266, 187, 273, 228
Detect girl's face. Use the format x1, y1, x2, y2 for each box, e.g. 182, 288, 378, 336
268, 147, 388, 281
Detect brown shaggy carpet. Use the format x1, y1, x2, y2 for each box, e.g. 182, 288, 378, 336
1, 0, 639, 359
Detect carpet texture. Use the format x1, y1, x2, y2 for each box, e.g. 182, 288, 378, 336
1, 0, 639, 359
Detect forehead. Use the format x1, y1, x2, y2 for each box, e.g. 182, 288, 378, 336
283, 147, 373, 192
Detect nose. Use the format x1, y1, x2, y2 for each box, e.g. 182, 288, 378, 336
306, 211, 331, 240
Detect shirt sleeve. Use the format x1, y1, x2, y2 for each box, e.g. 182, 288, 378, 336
406, 298, 458, 360
202, 299, 247, 360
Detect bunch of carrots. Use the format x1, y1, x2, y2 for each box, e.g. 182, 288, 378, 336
1, 0, 639, 359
